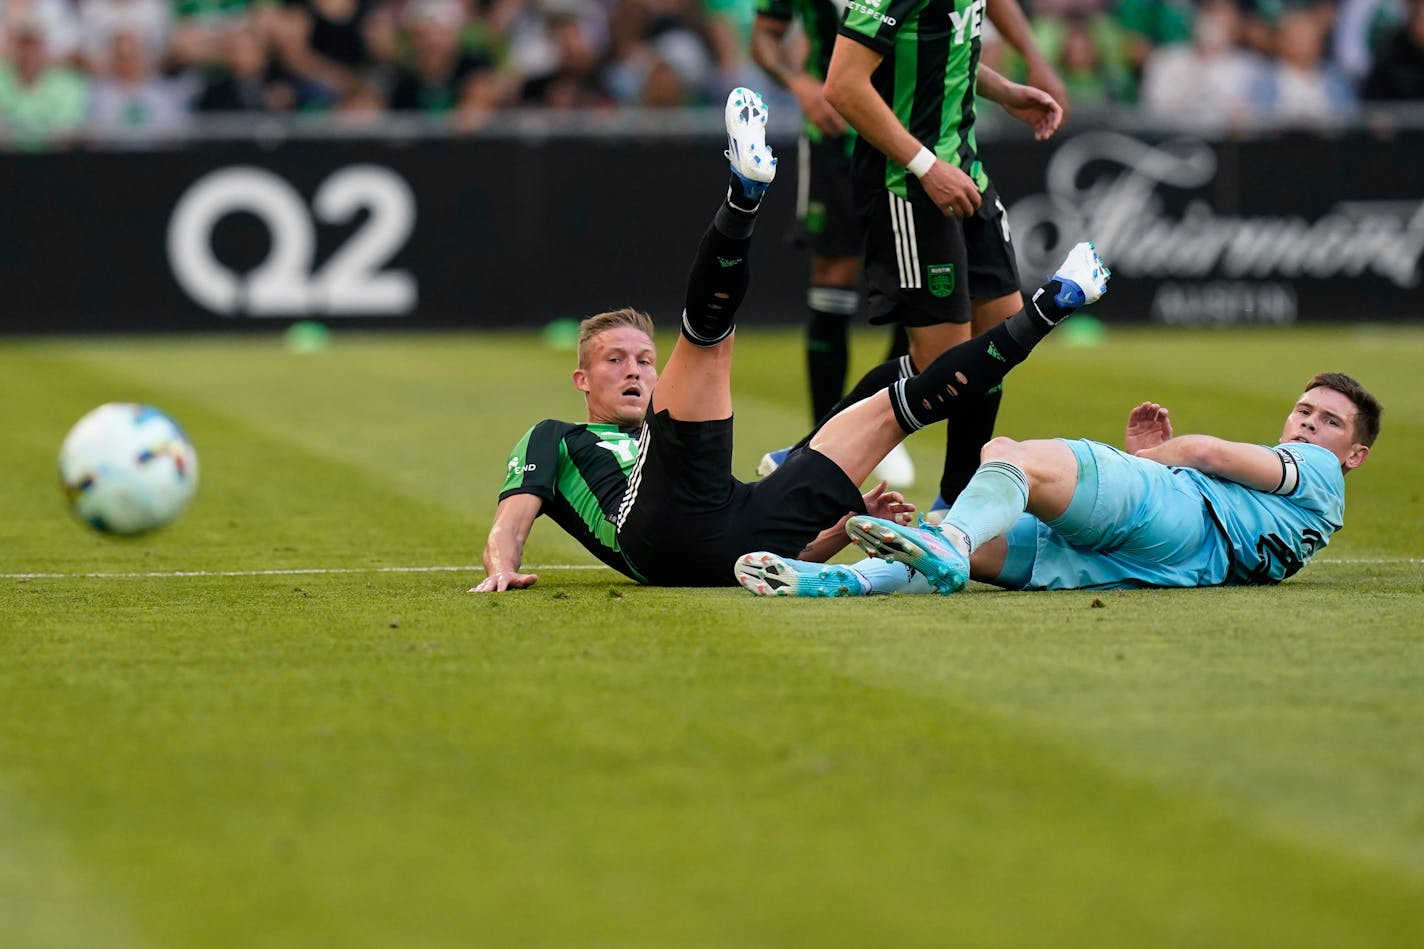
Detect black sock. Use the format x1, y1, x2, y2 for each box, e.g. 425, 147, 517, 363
806, 286, 858, 422
726, 174, 764, 215
889, 321, 1027, 433
1029, 279, 1073, 326
939, 386, 1002, 504
681, 208, 753, 347
794, 352, 916, 449
887, 269, 1091, 433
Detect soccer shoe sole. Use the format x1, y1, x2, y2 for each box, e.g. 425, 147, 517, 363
724, 87, 776, 185
844, 516, 969, 595
734, 552, 863, 597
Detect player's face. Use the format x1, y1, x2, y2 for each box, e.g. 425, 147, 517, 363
1280, 386, 1369, 471
575, 327, 658, 426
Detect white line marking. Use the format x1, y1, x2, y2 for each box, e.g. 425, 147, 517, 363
3, 560, 1420, 581
2, 564, 617, 580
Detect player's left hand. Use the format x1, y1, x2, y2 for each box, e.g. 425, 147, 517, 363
1125, 402, 1172, 455
997, 83, 1062, 141
862, 480, 916, 526
1026, 63, 1069, 126
470, 570, 539, 593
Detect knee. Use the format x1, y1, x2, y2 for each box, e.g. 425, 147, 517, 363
980, 436, 1022, 463
811, 255, 860, 287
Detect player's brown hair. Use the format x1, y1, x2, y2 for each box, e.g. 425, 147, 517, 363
1304, 372, 1382, 446
577, 308, 655, 368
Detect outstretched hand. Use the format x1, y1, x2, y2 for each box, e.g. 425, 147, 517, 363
470, 571, 539, 593
863, 479, 916, 525
1125, 402, 1172, 455
998, 83, 1063, 141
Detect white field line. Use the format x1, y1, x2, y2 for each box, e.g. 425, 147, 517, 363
2, 564, 614, 580
3, 559, 1422, 581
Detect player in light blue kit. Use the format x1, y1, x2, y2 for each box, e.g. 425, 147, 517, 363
735, 373, 1382, 596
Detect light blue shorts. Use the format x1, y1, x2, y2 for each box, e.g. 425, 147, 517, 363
997, 439, 1228, 591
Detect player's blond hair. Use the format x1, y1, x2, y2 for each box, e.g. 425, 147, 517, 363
577, 308, 655, 368
1305, 372, 1382, 446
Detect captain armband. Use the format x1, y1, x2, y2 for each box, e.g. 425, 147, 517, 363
1269, 447, 1300, 495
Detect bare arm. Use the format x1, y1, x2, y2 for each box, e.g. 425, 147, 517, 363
986, 0, 1068, 120
824, 38, 981, 217
471, 493, 544, 592
976, 65, 1063, 141
751, 15, 847, 137
797, 481, 915, 563
1135, 435, 1291, 492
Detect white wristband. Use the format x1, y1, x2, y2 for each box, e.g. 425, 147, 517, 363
906, 146, 936, 178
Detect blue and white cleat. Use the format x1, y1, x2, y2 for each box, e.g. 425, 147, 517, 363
1050, 241, 1111, 308
725, 87, 776, 200
756, 446, 791, 478
735, 551, 867, 597
844, 515, 969, 595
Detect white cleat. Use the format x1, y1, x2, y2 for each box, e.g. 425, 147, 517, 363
724, 87, 776, 194
1051, 241, 1111, 307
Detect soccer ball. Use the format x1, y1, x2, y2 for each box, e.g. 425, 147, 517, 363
59, 403, 200, 535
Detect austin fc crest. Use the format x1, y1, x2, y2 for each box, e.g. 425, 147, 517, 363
927, 263, 955, 298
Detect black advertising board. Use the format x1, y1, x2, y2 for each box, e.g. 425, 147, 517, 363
2, 127, 1421, 334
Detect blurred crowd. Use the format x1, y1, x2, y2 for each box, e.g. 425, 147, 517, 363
2, 0, 1424, 145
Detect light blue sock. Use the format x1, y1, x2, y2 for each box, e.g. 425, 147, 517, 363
943, 460, 1030, 553
849, 558, 938, 595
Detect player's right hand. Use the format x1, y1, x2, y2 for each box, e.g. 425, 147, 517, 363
470, 571, 539, 593
1124, 402, 1172, 455
920, 161, 982, 220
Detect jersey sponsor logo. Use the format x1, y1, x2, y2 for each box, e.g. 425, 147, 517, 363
718, 257, 744, 268
597, 439, 638, 464
948, 0, 986, 45
846, 1, 896, 25
927, 263, 956, 297
508, 457, 537, 475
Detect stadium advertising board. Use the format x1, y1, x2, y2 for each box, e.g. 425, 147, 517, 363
1, 128, 1420, 333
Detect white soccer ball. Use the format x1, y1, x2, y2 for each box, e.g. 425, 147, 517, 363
59, 403, 200, 535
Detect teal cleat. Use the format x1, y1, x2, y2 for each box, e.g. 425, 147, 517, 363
844, 515, 969, 595
734, 551, 867, 597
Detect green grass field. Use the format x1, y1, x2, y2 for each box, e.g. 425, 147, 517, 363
2, 325, 1422, 948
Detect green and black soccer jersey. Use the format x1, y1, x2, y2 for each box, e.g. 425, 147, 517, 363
757, 0, 856, 144
838, 0, 991, 202
500, 420, 645, 582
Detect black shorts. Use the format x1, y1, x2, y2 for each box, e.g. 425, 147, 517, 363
616, 410, 866, 587
861, 181, 1021, 327
793, 134, 862, 260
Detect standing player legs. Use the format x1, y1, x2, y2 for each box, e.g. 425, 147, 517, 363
930, 291, 1024, 513
805, 255, 861, 422
810, 243, 1109, 489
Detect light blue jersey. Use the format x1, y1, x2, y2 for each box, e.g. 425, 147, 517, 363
1002, 440, 1346, 591
1177, 442, 1344, 584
